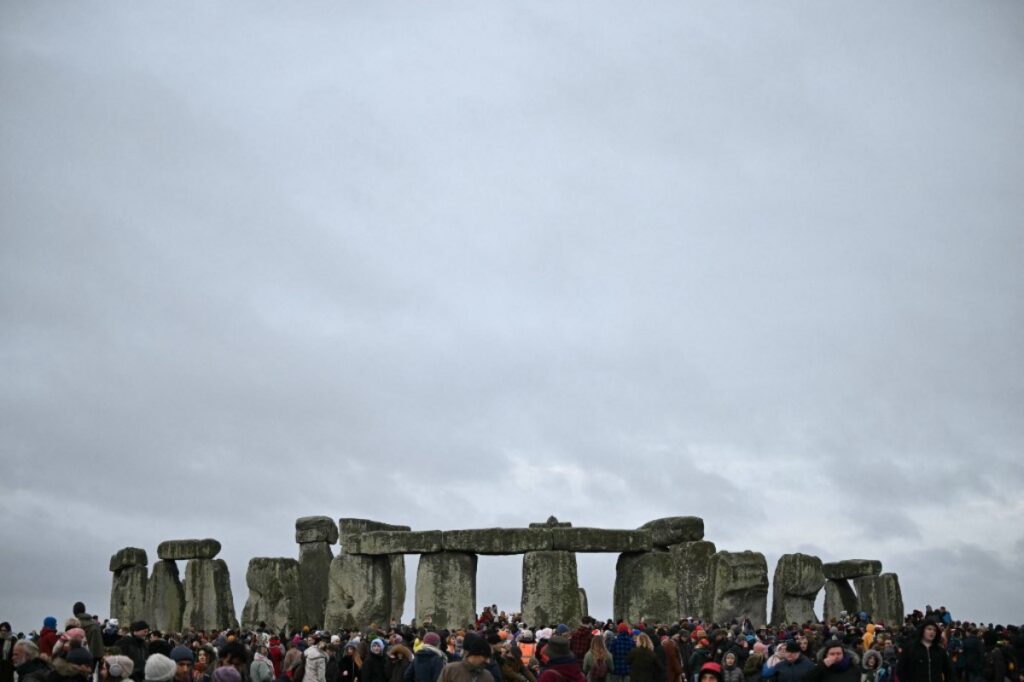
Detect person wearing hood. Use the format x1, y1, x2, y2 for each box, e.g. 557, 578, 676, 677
804, 642, 858, 682
48, 646, 94, 682
13, 639, 51, 682
897, 621, 951, 682
720, 653, 743, 682
388, 646, 414, 682
38, 619, 60, 659
860, 650, 883, 682
302, 640, 327, 682
538, 638, 584, 682
339, 643, 363, 682
251, 645, 275, 682
438, 635, 493, 682
405, 633, 445, 682
362, 641, 389, 682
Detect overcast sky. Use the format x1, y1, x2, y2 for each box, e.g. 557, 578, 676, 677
2, 2, 1022, 634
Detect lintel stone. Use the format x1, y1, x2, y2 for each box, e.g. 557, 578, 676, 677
343, 530, 442, 555
552, 527, 652, 552
823, 560, 882, 580
158, 539, 221, 561
442, 528, 552, 554
296, 516, 340, 544
110, 547, 148, 572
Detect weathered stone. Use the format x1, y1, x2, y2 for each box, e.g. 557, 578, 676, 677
415, 552, 477, 629
325, 554, 392, 630
853, 573, 903, 625
182, 559, 237, 630
146, 560, 184, 632
672, 540, 716, 621
770, 553, 825, 625
338, 518, 411, 535
552, 528, 652, 553
343, 531, 442, 555
110, 565, 147, 625
710, 550, 769, 626
389, 555, 406, 623
298, 542, 333, 628
529, 516, 573, 529
442, 528, 552, 554
110, 547, 148, 572
157, 539, 221, 561
521, 550, 582, 627
296, 516, 340, 545
823, 579, 859, 623
641, 517, 705, 547
579, 588, 589, 618
822, 560, 882, 580
241, 558, 301, 631
614, 551, 678, 624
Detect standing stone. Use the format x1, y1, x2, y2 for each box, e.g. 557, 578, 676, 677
853, 573, 903, 625
521, 551, 582, 627
415, 552, 477, 629
325, 554, 392, 630
770, 554, 825, 625
182, 559, 238, 630
579, 588, 589, 619
297, 542, 333, 628
614, 551, 678, 624
710, 551, 769, 626
109, 547, 148, 625
823, 579, 859, 623
241, 558, 301, 631
146, 560, 184, 633
389, 555, 406, 623
672, 540, 716, 621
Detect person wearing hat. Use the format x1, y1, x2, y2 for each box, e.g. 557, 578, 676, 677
144, 654, 177, 682
12, 639, 49, 682
51, 645, 95, 682
438, 634, 493, 682
405, 632, 445, 682
538, 637, 584, 682
760, 641, 813, 682
102, 655, 136, 682
169, 647, 195, 682
38, 618, 60, 658
115, 622, 151, 682
699, 663, 723, 682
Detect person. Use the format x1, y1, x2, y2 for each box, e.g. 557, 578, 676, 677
720, 654, 742, 682
627, 635, 659, 682
145, 655, 177, 682
661, 632, 682, 682
760, 641, 814, 682
537, 638, 584, 682
103, 656, 136, 682
13, 640, 50, 682
804, 642, 858, 682
340, 643, 363, 682
170, 647, 196, 682
860, 650, 883, 682
268, 639, 285, 680
50, 645, 95, 682
698, 664, 722, 682
437, 636, 494, 682
583, 636, 610, 682
405, 634, 444, 682
115, 622, 152, 682
39, 619, 60, 659
498, 644, 534, 682
743, 644, 767, 682
72, 603, 106, 665
898, 621, 952, 682
517, 634, 535, 673
362, 640, 388, 682
252, 645, 275, 682
193, 647, 215, 682
388, 645, 414, 682
302, 638, 327, 682
571, 622, 595, 665
609, 624, 634, 682
0, 622, 15, 682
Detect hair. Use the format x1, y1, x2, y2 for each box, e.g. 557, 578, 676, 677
15, 640, 39, 660
73, 602, 86, 616
590, 634, 609, 662
636, 634, 654, 651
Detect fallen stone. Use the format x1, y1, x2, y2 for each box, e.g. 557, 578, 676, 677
415, 552, 477, 629
389, 555, 406, 623
552, 528, 652, 553
521, 550, 582, 626
157, 539, 221, 561
770, 553, 825, 625
241, 558, 301, 631
710, 550, 769, 626
324, 553, 392, 630
671, 540, 717, 621
614, 551, 678, 624
853, 573, 903, 625
146, 560, 184, 633
442, 528, 552, 554
298, 542, 333, 628
640, 517, 704, 547
823, 579, 859, 622
822, 560, 882, 580
342, 530, 442, 555
296, 516, 340, 544
579, 588, 589, 618
182, 558, 238, 630
110, 565, 147, 625
338, 518, 411, 535
110, 547, 148, 573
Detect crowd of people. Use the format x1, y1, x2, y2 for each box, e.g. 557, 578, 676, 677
2, 603, 1021, 682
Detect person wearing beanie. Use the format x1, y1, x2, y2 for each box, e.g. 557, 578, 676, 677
699, 663, 723, 682
50, 645, 94, 682
169, 647, 195, 682
760, 640, 813, 682
404, 633, 445, 682
361, 640, 388, 682
212, 668, 242, 682
609, 624, 635, 682
39, 618, 60, 658
539, 637, 584, 682
103, 655, 136, 682
437, 635, 494, 682
145, 654, 177, 682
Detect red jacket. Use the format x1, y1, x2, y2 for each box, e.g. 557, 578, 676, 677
38, 628, 59, 657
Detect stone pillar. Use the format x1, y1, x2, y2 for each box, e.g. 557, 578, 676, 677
325, 553, 392, 630
614, 551, 678, 624
146, 560, 184, 632
109, 547, 148, 625
182, 558, 238, 630
521, 550, 581, 627
710, 550, 768, 626
242, 558, 301, 631
770, 553, 825, 625
853, 573, 903, 625
579, 588, 589, 619
296, 516, 338, 628
414, 552, 476, 629
823, 579, 859, 622
672, 540, 716, 621
389, 555, 406, 623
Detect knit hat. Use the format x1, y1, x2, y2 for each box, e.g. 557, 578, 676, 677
422, 632, 441, 647
145, 654, 177, 682
64, 628, 87, 642
371, 639, 385, 654
213, 668, 242, 682
170, 646, 195, 663
66, 647, 94, 666
555, 624, 570, 635
106, 655, 135, 679
545, 636, 572, 660
43, 617, 58, 629
700, 663, 723, 682
131, 621, 150, 633
616, 623, 630, 634
463, 634, 492, 658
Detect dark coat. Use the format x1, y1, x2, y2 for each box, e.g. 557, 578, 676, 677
803, 658, 860, 682
17, 659, 52, 682
762, 655, 816, 682
113, 635, 149, 682
404, 649, 445, 682
628, 649, 662, 682
897, 641, 952, 682
363, 655, 388, 682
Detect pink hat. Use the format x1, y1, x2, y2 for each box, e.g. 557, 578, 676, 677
63, 628, 87, 642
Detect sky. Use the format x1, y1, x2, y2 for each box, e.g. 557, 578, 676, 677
1, 1, 1023, 633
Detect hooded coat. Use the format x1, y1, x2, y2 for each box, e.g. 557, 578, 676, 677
303, 647, 327, 682
897, 625, 952, 682
404, 646, 446, 682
